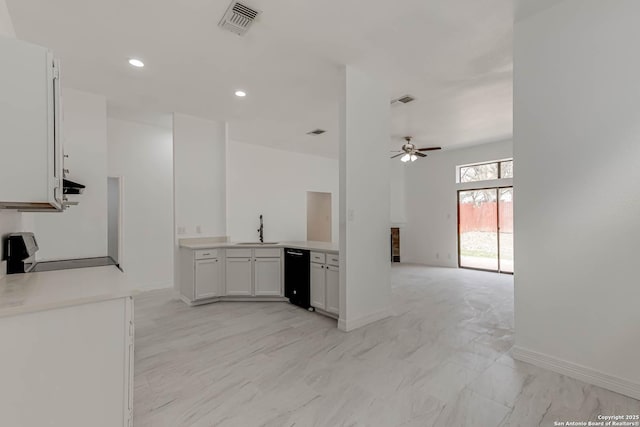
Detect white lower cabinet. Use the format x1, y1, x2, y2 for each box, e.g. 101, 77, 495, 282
0, 296, 134, 427
310, 256, 339, 316
254, 257, 282, 296
325, 265, 339, 315
195, 258, 221, 299
225, 257, 253, 296
178, 246, 288, 303
310, 262, 326, 310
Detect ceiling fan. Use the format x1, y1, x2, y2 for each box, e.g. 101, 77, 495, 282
390, 137, 442, 162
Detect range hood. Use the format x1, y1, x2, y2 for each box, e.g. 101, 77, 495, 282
63, 179, 85, 195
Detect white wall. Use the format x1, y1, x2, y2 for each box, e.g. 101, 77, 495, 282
173, 114, 227, 238
389, 159, 407, 227
514, 0, 640, 398
107, 118, 173, 290
403, 139, 513, 267
227, 141, 339, 243
30, 88, 108, 261
0, 0, 15, 37
0, 0, 21, 262
339, 66, 391, 331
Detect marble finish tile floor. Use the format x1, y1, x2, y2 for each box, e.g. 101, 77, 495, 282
133, 265, 639, 427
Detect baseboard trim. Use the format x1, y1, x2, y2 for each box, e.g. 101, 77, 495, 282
313, 307, 338, 320
180, 295, 288, 306
511, 346, 640, 400
338, 308, 393, 332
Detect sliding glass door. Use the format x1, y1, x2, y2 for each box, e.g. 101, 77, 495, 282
458, 187, 513, 273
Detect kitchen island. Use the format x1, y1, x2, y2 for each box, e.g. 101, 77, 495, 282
0, 266, 137, 427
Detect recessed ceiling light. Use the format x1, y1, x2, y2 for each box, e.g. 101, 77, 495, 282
235, 90, 247, 97
128, 58, 145, 68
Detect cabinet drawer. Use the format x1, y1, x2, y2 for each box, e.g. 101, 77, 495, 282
255, 248, 282, 258
195, 249, 218, 260
326, 253, 339, 267
310, 252, 326, 264
225, 248, 252, 258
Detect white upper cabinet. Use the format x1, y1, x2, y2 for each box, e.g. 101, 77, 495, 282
0, 36, 63, 211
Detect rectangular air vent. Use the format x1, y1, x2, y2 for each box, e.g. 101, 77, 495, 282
219, 1, 260, 36
391, 95, 416, 105
307, 129, 326, 135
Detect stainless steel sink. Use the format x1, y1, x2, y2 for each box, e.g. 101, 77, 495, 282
235, 242, 280, 245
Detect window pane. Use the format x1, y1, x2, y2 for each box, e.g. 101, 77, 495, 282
500, 160, 513, 179
459, 162, 499, 183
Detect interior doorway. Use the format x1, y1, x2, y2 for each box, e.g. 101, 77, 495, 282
107, 177, 123, 268
307, 191, 332, 242
458, 187, 513, 273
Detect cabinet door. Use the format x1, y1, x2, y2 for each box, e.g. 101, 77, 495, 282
310, 262, 326, 310
195, 258, 221, 299
225, 258, 253, 296
0, 38, 61, 209
254, 257, 282, 296
325, 265, 339, 315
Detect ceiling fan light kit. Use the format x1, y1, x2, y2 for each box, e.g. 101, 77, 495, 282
391, 136, 442, 162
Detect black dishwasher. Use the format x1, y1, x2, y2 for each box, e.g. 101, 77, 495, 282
284, 248, 310, 309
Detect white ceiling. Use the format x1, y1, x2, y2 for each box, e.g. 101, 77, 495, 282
7, 0, 513, 158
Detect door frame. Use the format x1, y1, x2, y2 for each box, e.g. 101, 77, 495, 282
457, 185, 513, 275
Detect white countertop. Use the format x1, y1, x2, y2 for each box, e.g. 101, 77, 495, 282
0, 266, 138, 318
179, 239, 339, 253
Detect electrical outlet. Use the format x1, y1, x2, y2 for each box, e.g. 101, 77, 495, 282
436, 252, 439, 259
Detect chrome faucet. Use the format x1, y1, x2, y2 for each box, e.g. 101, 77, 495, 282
257, 214, 264, 243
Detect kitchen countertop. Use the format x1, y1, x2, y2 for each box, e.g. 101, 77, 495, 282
0, 266, 138, 318
179, 239, 339, 253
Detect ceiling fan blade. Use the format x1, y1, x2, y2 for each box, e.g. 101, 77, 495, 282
417, 147, 442, 152
390, 153, 404, 159
415, 152, 427, 157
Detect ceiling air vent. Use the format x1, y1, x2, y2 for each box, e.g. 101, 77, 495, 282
218, 1, 260, 36
307, 129, 326, 135
391, 95, 416, 105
